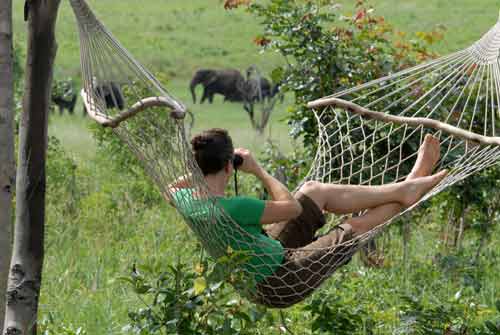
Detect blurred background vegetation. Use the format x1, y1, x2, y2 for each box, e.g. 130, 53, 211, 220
10, 0, 500, 334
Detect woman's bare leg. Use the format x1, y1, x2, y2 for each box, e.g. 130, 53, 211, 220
301, 172, 445, 215
346, 135, 443, 235
407, 135, 441, 179
299, 135, 444, 215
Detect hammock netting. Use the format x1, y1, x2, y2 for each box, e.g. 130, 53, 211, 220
69, 0, 500, 308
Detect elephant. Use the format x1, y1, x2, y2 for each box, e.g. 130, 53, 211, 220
82, 82, 125, 116
52, 93, 78, 115
95, 82, 125, 110
51, 79, 78, 115
190, 69, 246, 104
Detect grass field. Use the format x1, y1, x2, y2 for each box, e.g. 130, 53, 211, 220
13, 0, 500, 159
14, 0, 500, 158
13, 0, 500, 79
9, 1, 500, 333
337, 0, 500, 54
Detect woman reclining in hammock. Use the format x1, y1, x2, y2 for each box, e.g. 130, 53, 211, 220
171, 128, 447, 308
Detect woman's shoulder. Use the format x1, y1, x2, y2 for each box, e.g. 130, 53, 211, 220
173, 187, 193, 195
172, 188, 196, 202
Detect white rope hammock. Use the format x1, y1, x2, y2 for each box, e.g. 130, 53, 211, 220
69, 0, 500, 308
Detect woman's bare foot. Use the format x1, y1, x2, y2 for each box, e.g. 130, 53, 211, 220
402, 170, 448, 207
407, 134, 441, 180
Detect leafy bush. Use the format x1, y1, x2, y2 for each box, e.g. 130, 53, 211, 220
395, 295, 500, 335
244, 0, 443, 188
258, 140, 309, 192
39, 314, 87, 335
121, 251, 271, 335
250, 0, 440, 149
304, 293, 375, 334
298, 261, 500, 335
482, 300, 500, 334
430, 166, 500, 258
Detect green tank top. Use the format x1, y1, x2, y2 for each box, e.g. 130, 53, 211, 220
173, 188, 284, 283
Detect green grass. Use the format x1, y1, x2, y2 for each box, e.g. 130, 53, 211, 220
48, 113, 96, 162
13, 0, 282, 80
336, 0, 500, 54
42, 154, 199, 332
13, 0, 500, 157
10, 0, 500, 333
12, 0, 500, 80
14, 0, 500, 156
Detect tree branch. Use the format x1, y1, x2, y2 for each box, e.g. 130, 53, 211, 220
81, 90, 186, 128
308, 97, 500, 146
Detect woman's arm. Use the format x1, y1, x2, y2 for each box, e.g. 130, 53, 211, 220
235, 148, 302, 224
256, 168, 303, 224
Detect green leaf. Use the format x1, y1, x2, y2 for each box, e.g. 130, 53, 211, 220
194, 277, 207, 295
484, 320, 499, 333
271, 66, 285, 83
135, 284, 151, 294
222, 318, 233, 335
116, 276, 135, 285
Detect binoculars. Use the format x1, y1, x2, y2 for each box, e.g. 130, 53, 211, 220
233, 154, 244, 169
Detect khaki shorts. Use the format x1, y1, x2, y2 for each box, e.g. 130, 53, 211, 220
255, 193, 356, 308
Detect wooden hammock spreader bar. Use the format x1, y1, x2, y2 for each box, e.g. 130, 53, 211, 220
81, 89, 185, 128
308, 97, 500, 147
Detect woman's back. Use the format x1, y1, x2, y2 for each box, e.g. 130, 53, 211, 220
173, 188, 284, 283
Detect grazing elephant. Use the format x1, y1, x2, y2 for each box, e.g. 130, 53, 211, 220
52, 93, 78, 115
82, 82, 125, 116
51, 79, 78, 115
190, 69, 246, 104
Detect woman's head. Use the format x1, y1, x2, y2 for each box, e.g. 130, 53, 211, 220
191, 128, 234, 176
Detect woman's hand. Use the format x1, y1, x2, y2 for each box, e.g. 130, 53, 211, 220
234, 148, 262, 176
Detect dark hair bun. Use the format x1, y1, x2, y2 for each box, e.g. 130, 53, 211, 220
191, 129, 234, 175
191, 136, 214, 151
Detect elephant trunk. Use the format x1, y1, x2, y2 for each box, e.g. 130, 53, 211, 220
190, 78, 198, 104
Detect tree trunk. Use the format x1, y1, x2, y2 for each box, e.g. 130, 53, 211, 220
3, 1, 60, 334
0, 0, 15, 331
